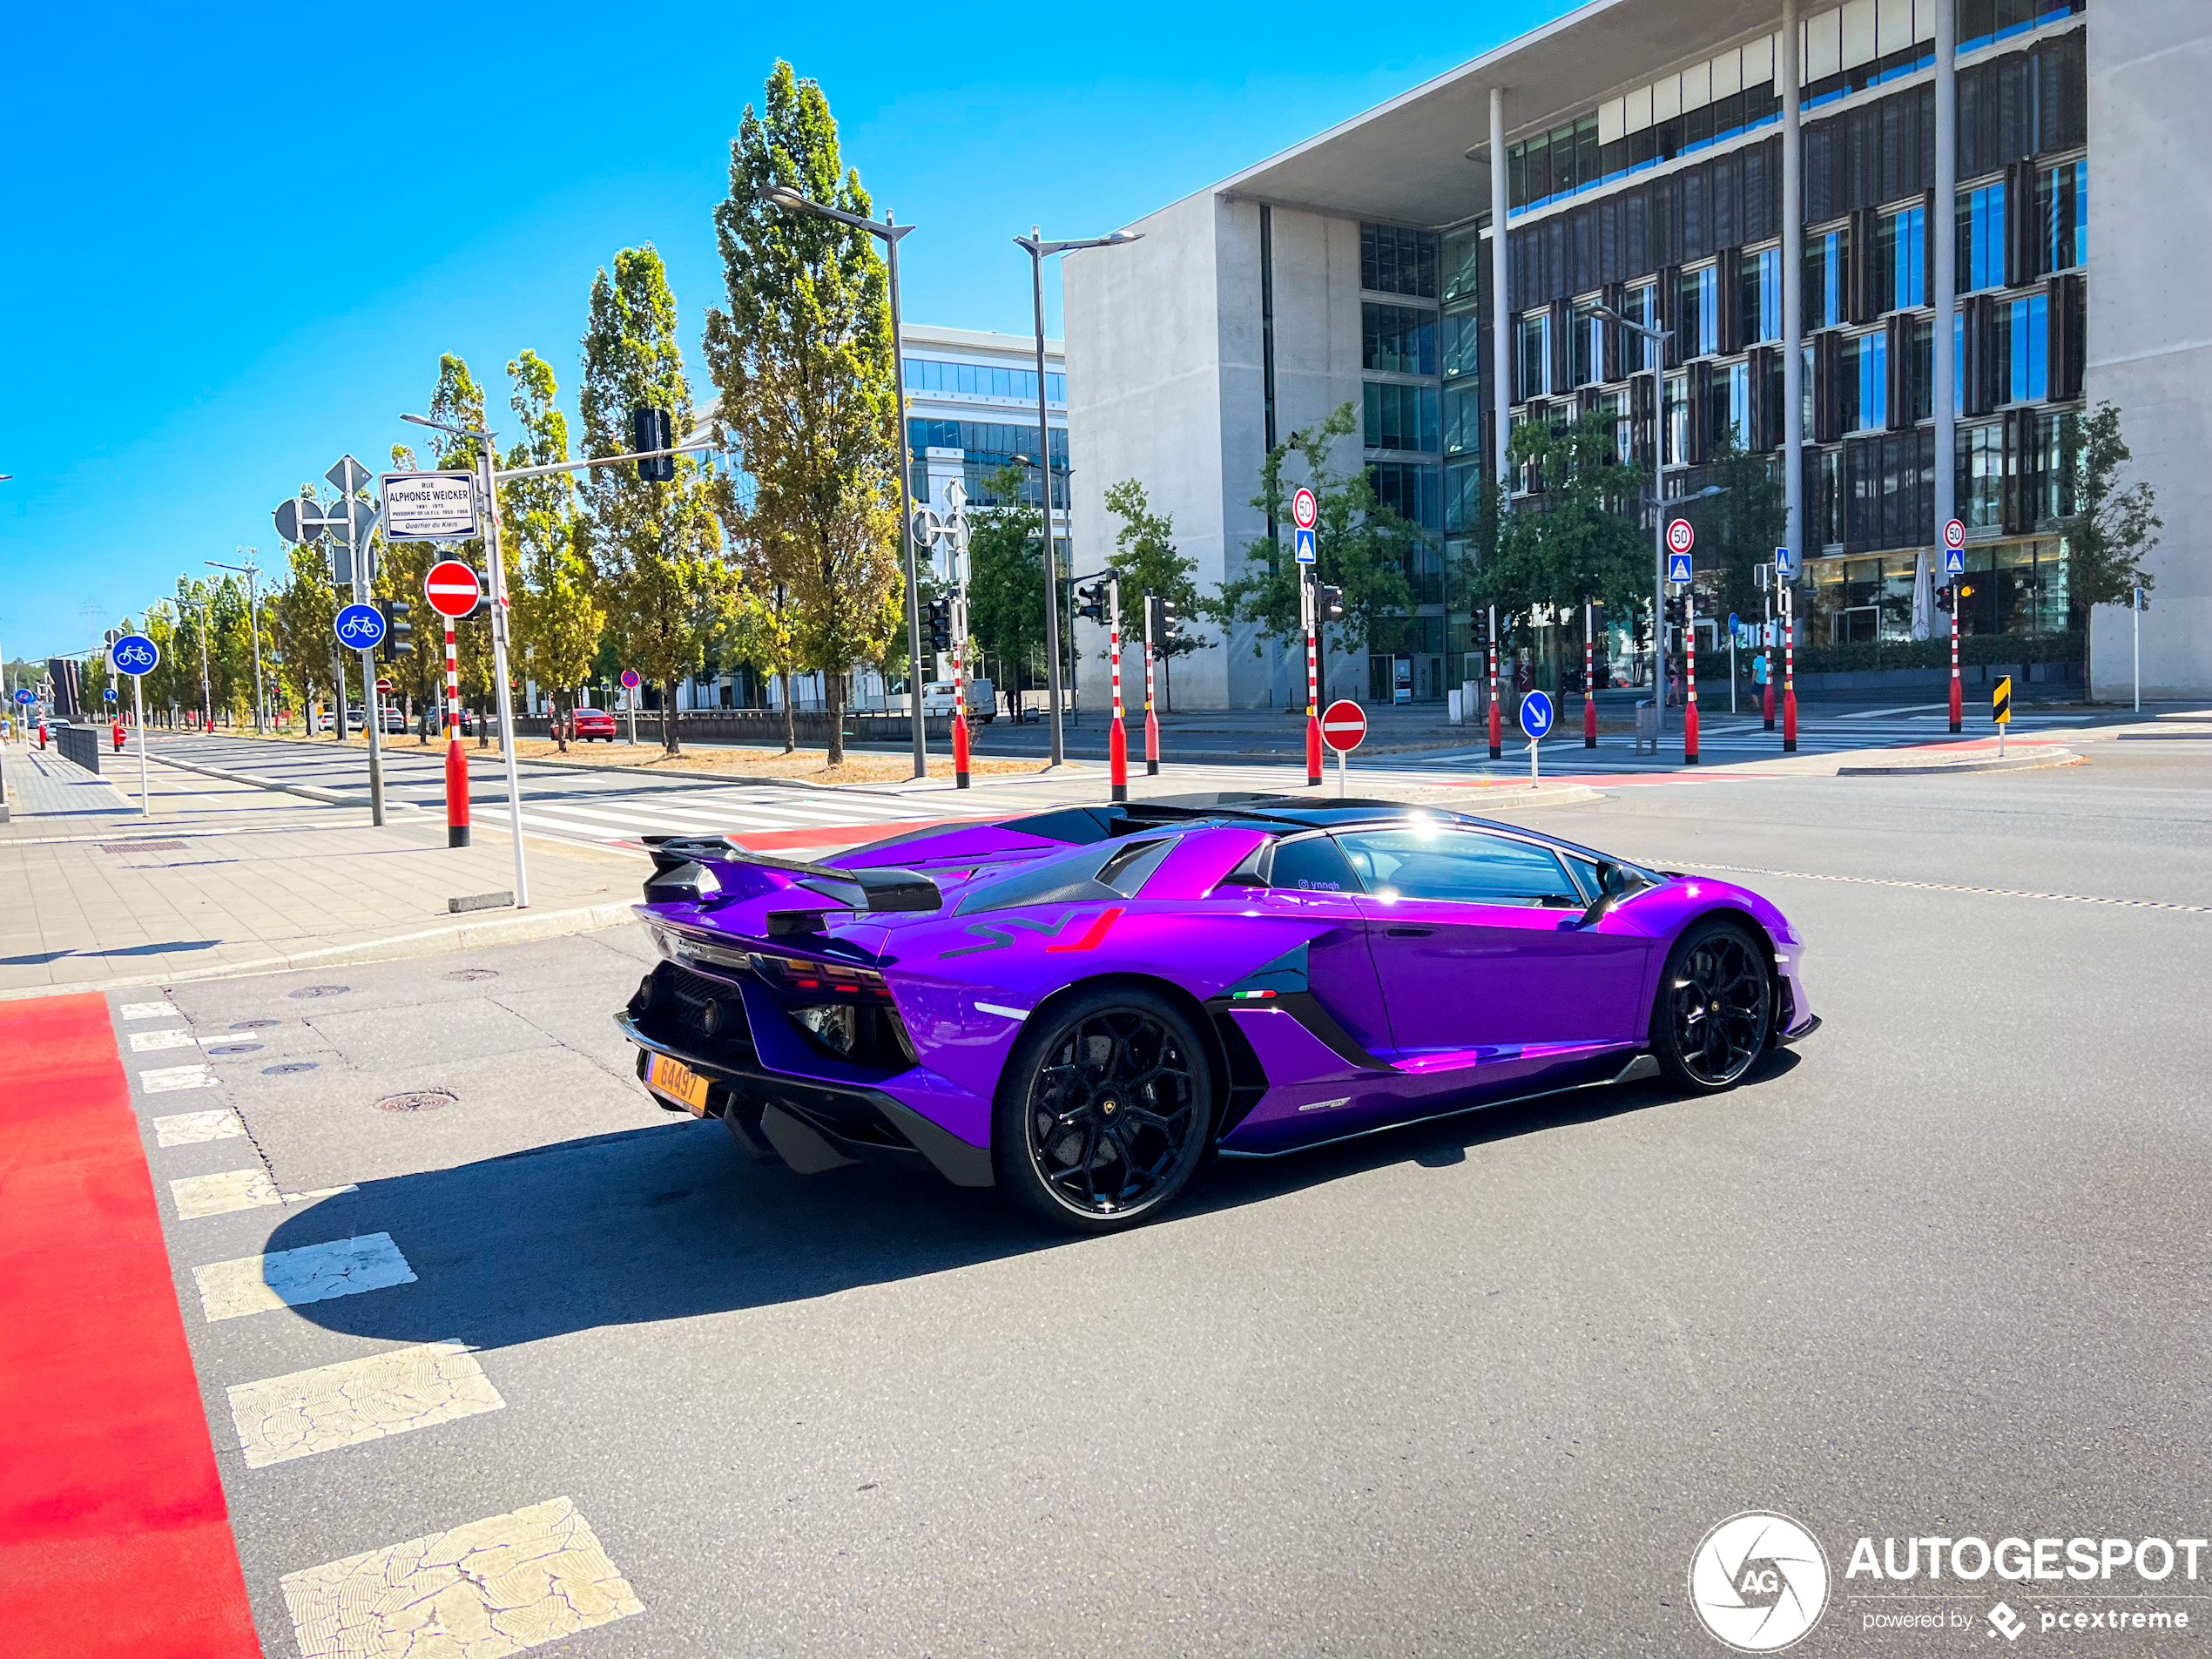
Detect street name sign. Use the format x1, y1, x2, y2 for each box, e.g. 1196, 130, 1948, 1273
1519, 690, 1554, 740
1319, 699, 1366, 752
425, 560, 482, 618
383, 471, 481, 540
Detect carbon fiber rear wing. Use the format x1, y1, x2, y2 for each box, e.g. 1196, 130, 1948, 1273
640, 835, 942, 914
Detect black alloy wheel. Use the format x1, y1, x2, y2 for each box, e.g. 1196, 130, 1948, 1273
995, 988, 1211, 1233
1650, 921, 1772, 1092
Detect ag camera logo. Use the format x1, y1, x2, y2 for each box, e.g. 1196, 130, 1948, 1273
1690, 1512, 1831, 1651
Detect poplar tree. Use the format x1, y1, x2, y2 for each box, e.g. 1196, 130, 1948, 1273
704, 61, 903, 765
502, 350, 603, 752
580, 246, 732, 755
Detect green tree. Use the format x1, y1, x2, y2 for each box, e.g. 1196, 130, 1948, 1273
722, 578, 804, 751
966, 464, 1047, 718
270, 540, 340, 726
702, 61, 904, 765
1699, 435, 1789, 651
2060, 401, 2162, 696
581, 246, 733, 754
1103, 477, 1208, 711
502, 350, 604, 752
1213, 402, 1417, 691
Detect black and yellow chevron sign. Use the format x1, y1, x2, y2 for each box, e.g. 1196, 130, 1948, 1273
1993, 676, 2012, 725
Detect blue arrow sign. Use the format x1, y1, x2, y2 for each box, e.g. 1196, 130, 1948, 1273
1774, 544, 1797, 579
110, 632, 160, 677
1667, 551, 1693, 584
334, 603, 386, 650
104, 686, 118, 701
1519, 689, 1554, 740
1293, 525, 1317, 565
1944, 547, 1966, 577
1728, 611, 1740, 632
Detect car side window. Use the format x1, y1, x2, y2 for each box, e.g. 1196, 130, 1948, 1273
1267, 834, 1363, 895
1334, 828, 1580, 907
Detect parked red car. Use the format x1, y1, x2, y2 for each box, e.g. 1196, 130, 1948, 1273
565, 707, 618, 743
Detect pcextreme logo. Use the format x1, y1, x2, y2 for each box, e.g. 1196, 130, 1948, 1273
1690, 1512, 1831, 1652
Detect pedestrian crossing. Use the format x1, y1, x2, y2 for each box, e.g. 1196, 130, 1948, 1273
501, 779, 1004, 851
1424, 709, 2090, 776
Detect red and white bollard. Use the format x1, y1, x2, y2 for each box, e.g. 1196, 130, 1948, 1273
1947, 586, 1963, 733
113, 720, 125, 752
1143, 616, 1160, 778
1683, 590, 1700, 765
1782, 586, 1798, 753
951, 634, 972, 791
37, 723, 47, 749
1582, 602, 1598, 749
1487, 624, 1502, 760
443, 617, 469, 846
1108, 583, 1129, 804
1304, 581, 1322, 789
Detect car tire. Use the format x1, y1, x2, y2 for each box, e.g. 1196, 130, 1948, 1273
993, 986, 1213, 1234
1648, 919, 1773, 1093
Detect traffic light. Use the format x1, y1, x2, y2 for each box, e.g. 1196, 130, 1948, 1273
1076, 582, 1107, 623
1158, 597, 1182, 645
926, 597, 953, 652
1663, 595, 1688, 625
632, 406, 675, 482
1317, 584, 1345, 624
1936, 586, 1954, 614
381, 599, 415, 658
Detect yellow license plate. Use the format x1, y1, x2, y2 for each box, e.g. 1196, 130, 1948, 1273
647, 1053, 711, 1116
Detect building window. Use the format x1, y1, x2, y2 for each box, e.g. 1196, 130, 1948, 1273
1441, 226, 1486, 303
1802, 342, 1817, 439
2001, 293, 2048, 402
1369, 462, 1441, 530
1664, 371, 1689, 467
1804, 225, 1849, 331
1595, 388, 1630, 461
1364, 303, 1438, 375
1440, 306, 1482, 381
1444, 461, 1482, 531
1957, 181, 2006, 293
1570, 298, 1607, 388
1514, 311, 1551, 400
1622, 281, 1660, 373
1712, 361, 1750, 449
1959, 0, 2084, 55
1442, 384, 1480, 455
2034, 158, 2087, 274
1362, 225, 1438, 299
1677, 265, 1719, 359
1844, 332, 1887, 433
1738, 247, 1781, 346
903, 359, 1065, 404
1875, 204, 1925, 313
1958, 424, 2004, 528
1363, 382, 1440, 453
1909, 317, 1933, 424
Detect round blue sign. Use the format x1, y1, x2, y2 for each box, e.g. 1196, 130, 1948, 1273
104, 686, 118, 701
110, 632, 160, 677
14, 688, 32, 704
1519, 689, 1555, 740
334, 603, 387, 649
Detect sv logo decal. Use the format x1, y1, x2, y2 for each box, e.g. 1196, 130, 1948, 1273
938, 907, 1125, 959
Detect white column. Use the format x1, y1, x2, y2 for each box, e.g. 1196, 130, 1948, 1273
1932, 0, 1959, 539
1490, 87, 1513, 489
1782, 0, 1805, 563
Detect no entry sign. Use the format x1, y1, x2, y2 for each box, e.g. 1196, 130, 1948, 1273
1320, 699, 1367, 753
425, 560, 482, 618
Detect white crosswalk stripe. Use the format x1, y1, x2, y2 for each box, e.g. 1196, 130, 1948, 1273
503, 782, 1003, 849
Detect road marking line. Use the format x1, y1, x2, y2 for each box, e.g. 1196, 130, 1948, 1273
143, 1062, 218, 1093
192, 1233, 415, 1322
130, 1028, 198, 1051
170, 1169, 357, 1219
118, 1000, 179, 1019
154, 1108, 245, 1146
1669, 860, 2212, 915
279, 1495, 642, 1657
227, 1339, 504, 1469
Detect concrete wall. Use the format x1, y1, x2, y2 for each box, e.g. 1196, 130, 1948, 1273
1066, 191, 1370, 712
2086, 1, 2212, 699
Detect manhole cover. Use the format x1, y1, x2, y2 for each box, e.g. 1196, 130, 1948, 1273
206, 1043, 263, 1056
263, 1062, 318, 1076
375, 1089, 456, 1114
231, 1019, 280, 1031
445, 968, 500, 982
288, 985, 349, 1000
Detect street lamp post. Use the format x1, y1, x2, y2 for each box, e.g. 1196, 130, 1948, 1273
1595, 302, 1674, 733
206, 552, 265, 732
760, 185, 927, 780
1015, 226, 1142, 767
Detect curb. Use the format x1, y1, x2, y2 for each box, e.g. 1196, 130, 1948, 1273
1835, 747, 2080, 777
147, 751, 425, 811
0, 900, 639, 1003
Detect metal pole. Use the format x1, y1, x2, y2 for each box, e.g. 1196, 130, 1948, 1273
134, 673, 147, 815
1782, 0, 1805, 579
347, 508, 386, 826
1652, 350, 1667, 739
197, 607, 212, 733
241, 564, 266, 733
1933, 0, 1959, 570
1488, 89, 1511, 497
480, 442, 530, 907
886, 217, 926, 781
1028, 233, 1066, 766
2134, 586, 2142, 712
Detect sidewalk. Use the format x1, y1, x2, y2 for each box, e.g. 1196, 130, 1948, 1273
0, 742, 644, 1000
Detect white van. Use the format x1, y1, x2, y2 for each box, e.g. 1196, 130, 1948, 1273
921, 679, 995, 722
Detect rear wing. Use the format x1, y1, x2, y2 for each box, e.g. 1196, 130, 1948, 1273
639, 834, 941, 914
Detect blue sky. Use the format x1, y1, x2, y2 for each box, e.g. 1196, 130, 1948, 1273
0, 1, 1575, 654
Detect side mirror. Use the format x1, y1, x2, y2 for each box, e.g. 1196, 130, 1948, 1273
1579, 860, 1629, 928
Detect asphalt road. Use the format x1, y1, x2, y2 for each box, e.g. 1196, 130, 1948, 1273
123, 735, 2212, 1656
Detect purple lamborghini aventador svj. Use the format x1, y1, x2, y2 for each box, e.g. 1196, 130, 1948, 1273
617, 796, 1818, 1232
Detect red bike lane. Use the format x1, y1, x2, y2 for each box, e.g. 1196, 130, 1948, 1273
0, 993, 260, 1657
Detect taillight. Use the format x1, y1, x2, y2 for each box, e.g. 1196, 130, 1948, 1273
750, 954, 894, 1003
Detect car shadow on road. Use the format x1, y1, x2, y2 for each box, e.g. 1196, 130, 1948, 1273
266, 1050, 1801, 1353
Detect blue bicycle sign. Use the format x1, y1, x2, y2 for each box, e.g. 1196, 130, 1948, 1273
110, 632, 161, 677
334, 604, 387, 649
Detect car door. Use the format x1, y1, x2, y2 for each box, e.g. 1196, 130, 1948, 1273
1335, 826, 1654, 1076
